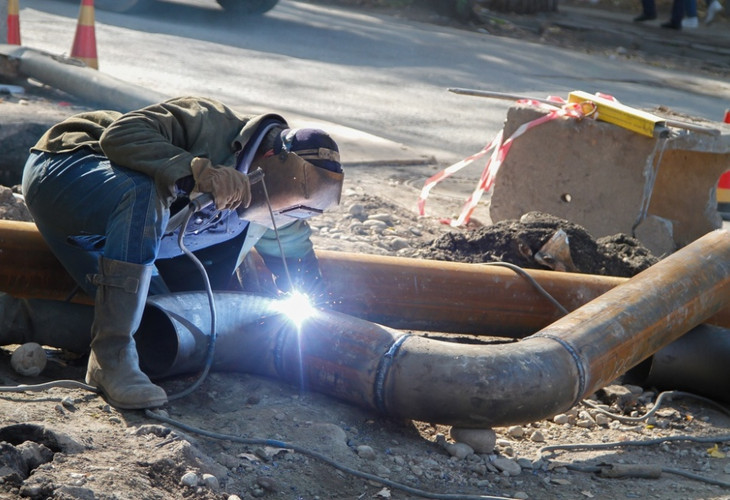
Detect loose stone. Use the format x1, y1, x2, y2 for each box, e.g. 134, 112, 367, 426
492, 457, 522, 476
180, 471, 199, 487
357, 445, 377, 460
595, 413, 611, 426
256, 477, 278, 492
444, 442, 474, 459
369, 213, 394, 224
450, 428, 496, 454
202, 474, 219, 490
553, 414, 570, 425
507, 426, 524, 438
529, 430, 545, 442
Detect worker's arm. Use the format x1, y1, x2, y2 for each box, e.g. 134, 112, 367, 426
99, 97, 249, 205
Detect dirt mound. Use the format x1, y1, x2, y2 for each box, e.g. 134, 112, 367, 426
410, 211, 658, 276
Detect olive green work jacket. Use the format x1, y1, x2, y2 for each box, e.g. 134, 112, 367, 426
31, 96, 284, 207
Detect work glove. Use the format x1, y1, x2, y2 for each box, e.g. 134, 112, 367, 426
261, 251, 327, 301
191, 157, 252, 211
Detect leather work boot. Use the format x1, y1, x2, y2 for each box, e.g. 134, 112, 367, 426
85, 257, 167, 409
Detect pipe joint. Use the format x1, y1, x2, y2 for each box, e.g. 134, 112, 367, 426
373, 334, 411, 414
529, 332, 586, 407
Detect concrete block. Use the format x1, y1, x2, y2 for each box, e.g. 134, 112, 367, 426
490, 104, 730, 250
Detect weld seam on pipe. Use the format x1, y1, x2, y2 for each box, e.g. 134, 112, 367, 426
530, 332, 586, 406
373, 334, 411, 414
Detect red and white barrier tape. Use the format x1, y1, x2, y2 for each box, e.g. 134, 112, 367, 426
418, 96, 595, 227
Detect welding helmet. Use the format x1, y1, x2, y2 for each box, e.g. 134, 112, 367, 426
237, 128, 344, 229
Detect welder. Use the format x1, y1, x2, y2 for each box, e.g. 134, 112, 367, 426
21, 96, 344, 410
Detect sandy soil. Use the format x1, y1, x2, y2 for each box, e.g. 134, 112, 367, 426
1, 3, 730, 499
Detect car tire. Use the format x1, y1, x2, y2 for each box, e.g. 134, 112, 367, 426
216, 0, 279, 14
94, 0, 148, 13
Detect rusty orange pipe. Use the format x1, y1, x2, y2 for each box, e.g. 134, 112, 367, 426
0, 220, 85, 303
2, 220, 730, 335
318, 253, 625, 336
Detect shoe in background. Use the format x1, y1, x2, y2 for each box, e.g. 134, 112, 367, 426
705, 0, 723, 23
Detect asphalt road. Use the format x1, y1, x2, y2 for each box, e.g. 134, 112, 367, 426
16, 0, 730, 167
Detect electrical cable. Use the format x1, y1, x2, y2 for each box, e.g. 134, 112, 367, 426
481, 261, 570, 315
582, 390, 730, 422
0, 380, 98, 393
539, 390, 730, 488
144, 409, 518, 500
165, 202, 218, 401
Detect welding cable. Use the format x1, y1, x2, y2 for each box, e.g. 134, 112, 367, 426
144, 409, 519, 500
0, 171, 293, 404
481, 261, 570, 315
539, 390, 730, 488
562, 462, 730, 488
0, 380, 98, 393
165, 200, 218, 402
581, 390, 730, 423
0, 200, 218, 402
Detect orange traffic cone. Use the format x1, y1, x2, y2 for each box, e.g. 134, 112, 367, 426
70, 0, 98, 69
7, 0, 21, 45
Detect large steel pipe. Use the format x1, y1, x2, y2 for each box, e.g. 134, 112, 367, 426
136, 230, 730, 427
2, 46, 168, 111
3, 220, 730, 335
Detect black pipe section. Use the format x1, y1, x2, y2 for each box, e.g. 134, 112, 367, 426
626, 324, 730, 404
0, 295, 93, 354
135, 292, 409, 411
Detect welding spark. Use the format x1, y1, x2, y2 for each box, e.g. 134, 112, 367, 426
275, 289, 315, 328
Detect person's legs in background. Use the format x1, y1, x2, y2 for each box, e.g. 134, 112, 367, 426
682, 0, 699, 27
661, 0, 686, 28
705, 0, 723, 23
634, 0, 657, 22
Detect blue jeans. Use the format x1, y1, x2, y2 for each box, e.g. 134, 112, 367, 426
22, 150, 168, 297
670, 0, 698, 23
